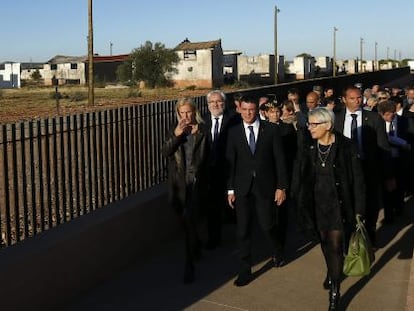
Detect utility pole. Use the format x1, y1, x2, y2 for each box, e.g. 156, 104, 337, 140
88, 0, 94, 106
359, 37, 364, 72
374, 42, 378, 71
110, 41, 113, 56
333, 27, 338, 77
274, 5, 280, 84
387, 46, 390, 60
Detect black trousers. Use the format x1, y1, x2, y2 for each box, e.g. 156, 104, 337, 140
235, 180, 283, 275
362, 162, 383, 246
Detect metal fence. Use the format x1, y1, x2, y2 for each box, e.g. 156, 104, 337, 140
0, 95, 208, 248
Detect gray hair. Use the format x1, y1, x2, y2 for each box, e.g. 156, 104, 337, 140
206, 90, 226, 102
308, 107, 335, 132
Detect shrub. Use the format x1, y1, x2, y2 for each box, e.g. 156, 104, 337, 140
185, 85, 197, 91
69, 91, 87, 102
126, 89, 142, 98
49, 91, 63, 99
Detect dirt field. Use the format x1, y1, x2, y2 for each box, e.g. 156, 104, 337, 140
0, 86, 229, 124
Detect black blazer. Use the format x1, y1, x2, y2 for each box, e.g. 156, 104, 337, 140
334, 108, 392, 178
226, 120, 288, 198
204, 110, 240, 169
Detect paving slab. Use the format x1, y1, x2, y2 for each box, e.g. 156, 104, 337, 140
66, 198, 414, 311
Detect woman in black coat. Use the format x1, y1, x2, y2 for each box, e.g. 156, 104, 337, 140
162, 97, 208, 284
291, 107, 365, 310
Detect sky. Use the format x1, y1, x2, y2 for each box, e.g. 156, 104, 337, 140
2, 0, 413, 63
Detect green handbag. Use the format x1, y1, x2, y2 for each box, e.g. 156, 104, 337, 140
343, 214, 375, 277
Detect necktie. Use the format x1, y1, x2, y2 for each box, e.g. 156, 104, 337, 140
389, 120, 395, 136
213, 117, 219, 142
248, 125, 256, 154
350, 114, 358, 142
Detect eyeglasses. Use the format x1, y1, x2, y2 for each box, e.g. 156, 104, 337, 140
306, 122, 326, 128
378, 97, 388, 100
208, 100, 224, 104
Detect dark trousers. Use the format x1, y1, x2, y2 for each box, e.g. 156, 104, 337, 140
206, 186, 226, 245
362, 162, 383, 246
181, 184, 201, 265
383, 158, 405, 221
235, 180, 282, 275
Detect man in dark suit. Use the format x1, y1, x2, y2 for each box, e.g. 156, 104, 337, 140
334, 86, 392, 247
378, 100, 414, 222
204, 90, 239, 249
226, 95, 288, 287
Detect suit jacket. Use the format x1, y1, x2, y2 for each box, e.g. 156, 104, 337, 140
204, 110, 240, 170
226, 120, 288, 198
275, 121, 297, 183
334, 108, 392, 179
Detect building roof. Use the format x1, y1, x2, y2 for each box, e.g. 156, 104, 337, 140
47, 54, 130, 64
21, 63, 44, 70
47, 55, 87, 64
175, 38, 221, 51
93, 54, 129, 63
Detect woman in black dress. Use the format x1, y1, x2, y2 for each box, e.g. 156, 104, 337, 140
291, 107, 365, 310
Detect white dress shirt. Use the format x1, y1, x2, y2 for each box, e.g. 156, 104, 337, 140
243, 118, 260, 143
210, 114, 223, 141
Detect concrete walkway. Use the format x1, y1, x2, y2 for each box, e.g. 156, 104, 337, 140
66, 197, 414, 311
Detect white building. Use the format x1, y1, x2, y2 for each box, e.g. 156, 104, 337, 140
43, 55, 87, 86
172, 38, 223, 88
0, 62, 21, 88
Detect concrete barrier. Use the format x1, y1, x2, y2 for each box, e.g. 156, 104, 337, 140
0, 183, 179, 311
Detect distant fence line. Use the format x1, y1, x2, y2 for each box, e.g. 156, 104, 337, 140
0, 96, 208, 248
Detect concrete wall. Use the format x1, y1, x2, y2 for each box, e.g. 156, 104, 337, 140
0, 183, 179, 311
237, 54, 272, 78
43, 62, 86, 86
0, 62, 21, 88
174, 49, 214, 88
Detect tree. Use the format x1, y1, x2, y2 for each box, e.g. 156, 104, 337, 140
296, 53, 313, 58
30, 69, 42, 81
117, 41, 179, 88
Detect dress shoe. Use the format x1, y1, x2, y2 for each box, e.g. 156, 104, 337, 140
233, 274, 252, 287
272, 255, 285, 268
323, 274, 332, 290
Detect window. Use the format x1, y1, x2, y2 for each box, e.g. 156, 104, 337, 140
70, 63, 78, 70
0, 64, 5, 70
184, 50, 197, 60
51, 64, 57, 70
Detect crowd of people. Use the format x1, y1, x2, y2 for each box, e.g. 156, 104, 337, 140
162, 83, 414, 310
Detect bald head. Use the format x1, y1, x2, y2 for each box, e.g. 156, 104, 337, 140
306, 91, 320, 110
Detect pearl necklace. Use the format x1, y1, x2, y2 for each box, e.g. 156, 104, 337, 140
317, 142, 333, 167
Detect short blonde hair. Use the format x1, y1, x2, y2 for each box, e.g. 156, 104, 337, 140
308, 107, 335, 132
175, 96, 204, 124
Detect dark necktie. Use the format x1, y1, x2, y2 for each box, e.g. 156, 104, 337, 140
248, 125, 256, 154
213, 117, 219, 142
351, 114, 358, 142
389, 120, 395, 136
